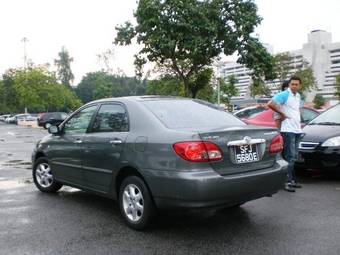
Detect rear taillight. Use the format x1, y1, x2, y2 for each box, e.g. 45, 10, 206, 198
269, 135, 284, 154
173, 142, 223, 162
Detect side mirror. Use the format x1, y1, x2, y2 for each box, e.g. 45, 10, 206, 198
48, 125, 60, 135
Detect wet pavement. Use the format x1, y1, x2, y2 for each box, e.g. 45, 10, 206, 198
1, 122, 340, 255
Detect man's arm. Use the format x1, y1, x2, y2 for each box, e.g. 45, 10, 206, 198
267, 100, 288, 120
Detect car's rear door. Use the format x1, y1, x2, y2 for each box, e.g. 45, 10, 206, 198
81, 103, 129, 193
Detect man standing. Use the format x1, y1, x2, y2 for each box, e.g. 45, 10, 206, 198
267, 76, 303, 192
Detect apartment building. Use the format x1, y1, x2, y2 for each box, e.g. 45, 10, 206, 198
219, 30, 340, 102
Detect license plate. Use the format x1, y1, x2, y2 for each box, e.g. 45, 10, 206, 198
234, 144, 259, 164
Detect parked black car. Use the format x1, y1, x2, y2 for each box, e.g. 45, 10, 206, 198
38, 112, 68, 129
297, 103, 340, 170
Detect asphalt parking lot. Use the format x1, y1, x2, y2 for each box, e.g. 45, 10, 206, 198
1, 122, 340, 255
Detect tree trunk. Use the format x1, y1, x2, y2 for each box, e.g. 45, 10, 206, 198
183, 78, 190, 98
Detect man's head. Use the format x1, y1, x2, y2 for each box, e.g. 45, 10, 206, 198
288, 76, 302, 94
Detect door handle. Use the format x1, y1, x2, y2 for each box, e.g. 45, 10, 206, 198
73, 139, 82, 144
109, 139, 122, 145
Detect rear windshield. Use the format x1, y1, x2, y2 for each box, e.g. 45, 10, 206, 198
142, 99, 245, 129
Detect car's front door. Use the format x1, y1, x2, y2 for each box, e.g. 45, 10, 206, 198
81, 103, 129, 193
50, 105, 98, 186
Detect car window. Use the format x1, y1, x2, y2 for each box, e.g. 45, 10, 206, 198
43, 113, 52, 120
247, 108, 266, 119
301, 108, 318, 123
61, 113, 68, 119
235, 109, 249, 118
235, 107, 265, 119
63, 105, 98, 134
50, 113, 59, 119
91, 104, 129, 133
309, 104, 340, 125
142, 99, 244, 129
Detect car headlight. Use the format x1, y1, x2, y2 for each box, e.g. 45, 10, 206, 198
322, 136, 340, 147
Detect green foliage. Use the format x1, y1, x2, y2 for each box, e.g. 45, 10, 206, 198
75, 71, 147, 103
273, 52, 293, 83
146, 75, 183, 96
219, 75, 239, 105
196, 84, 215, 103
115, 0, 275, 98
0, 66, 81, 113
146, 72, 215, 102
336, 74, 340, 100
55, 47, 74, 89
313, 94, 325, 109
250, 78, 271, 98
0, 81, 7, 113
188, 68, 213, 99
294, 67, 316, 96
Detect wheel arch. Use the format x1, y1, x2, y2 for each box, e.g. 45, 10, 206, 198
113, 166, 155, 204
34, 151, 47, 162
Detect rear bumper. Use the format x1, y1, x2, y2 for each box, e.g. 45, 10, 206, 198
143, 159, 288, 209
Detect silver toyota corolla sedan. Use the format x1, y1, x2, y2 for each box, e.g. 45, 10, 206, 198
32, 96, 288, 230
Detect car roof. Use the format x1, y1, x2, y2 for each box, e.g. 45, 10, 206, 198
90, 95, 187, 104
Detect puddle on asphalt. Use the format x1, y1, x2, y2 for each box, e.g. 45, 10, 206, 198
19, 178, 33, 184
16, 136, 33, 139
0, 180, 26, 189
0, 178, 33, 190
0, 160, 32, 170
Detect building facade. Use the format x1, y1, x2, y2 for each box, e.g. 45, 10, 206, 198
219, 30, 340, 102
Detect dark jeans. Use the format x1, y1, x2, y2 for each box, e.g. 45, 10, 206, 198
281, 132, 302, 183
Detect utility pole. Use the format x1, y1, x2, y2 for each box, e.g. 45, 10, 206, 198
21, 37, 29, 68
217, 78, 221, 106
21, 37, 29, 113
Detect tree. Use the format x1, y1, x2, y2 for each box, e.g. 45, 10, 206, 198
273, 52, 293, 84
146, 72, 215, 102
336, 74, 340, 100
188, 68, 213, 99
0, 81, 6, 113
250, 78, 271, 98
115, 0, 276, 98
75, 72, 147, 103
96, 49, 115, 73
313, 94, 325, 109
146, 75, 183, 96
219, 75, 239, 105
1, 71, 19, 113
55, 47, 74, 89
294, 67, 316, 97
1, 66, 81, 113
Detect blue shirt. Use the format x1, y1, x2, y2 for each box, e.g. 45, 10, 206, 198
272, 88, 302, 133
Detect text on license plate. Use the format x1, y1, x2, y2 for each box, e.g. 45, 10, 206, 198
235, 144, 259, 163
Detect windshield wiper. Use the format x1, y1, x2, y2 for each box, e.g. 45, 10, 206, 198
310, 122, 340, 126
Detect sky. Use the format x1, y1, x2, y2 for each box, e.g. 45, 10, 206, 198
0, 0, 339, 84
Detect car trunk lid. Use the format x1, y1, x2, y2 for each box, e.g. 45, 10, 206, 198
198, 125, 280, 176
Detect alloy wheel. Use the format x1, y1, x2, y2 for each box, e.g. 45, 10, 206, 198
35, 163, 54, 188
122, 184, 144, 222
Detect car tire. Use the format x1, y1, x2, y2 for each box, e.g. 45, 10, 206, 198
44, 123, 51, 129
119, 176, 156, 230
33, 157, 62, 193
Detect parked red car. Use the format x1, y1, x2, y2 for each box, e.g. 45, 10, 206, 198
234, 106, 319, 128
